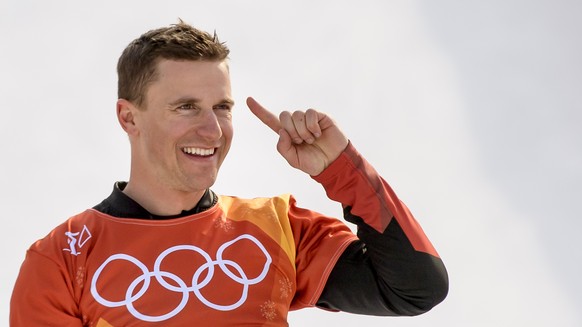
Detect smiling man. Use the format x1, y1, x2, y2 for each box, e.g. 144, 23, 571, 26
10, 21, 448, 326
118, 59, 234, 216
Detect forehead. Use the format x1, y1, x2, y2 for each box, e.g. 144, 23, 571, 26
146, 59, 231, 99
155, 59, 230, 83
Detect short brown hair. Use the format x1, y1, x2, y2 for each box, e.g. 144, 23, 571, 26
117, 20, 230, 107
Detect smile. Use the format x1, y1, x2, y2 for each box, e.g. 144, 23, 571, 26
182, 147, 216, 156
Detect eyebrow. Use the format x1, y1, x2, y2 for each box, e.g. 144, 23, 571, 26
169, 97, 235, 107
219, 98, 236, 106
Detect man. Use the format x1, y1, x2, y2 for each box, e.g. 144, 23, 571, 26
11, 21, 448, 326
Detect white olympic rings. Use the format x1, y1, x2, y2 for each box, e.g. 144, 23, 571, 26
90, 234, 272, 322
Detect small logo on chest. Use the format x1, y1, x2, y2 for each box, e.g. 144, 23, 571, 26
63, 225, 92, 256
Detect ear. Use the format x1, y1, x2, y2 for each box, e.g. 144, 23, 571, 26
117, 99, 139, 136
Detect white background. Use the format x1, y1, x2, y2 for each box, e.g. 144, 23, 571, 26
1, 1, 581, 326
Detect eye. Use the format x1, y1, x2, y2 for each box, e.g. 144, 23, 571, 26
213, 103, 232, 111
177, 103, 196, 110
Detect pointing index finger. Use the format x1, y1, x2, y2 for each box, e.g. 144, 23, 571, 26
246, 97, 282, 134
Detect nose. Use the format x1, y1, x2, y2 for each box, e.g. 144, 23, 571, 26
196, 109, 223, 141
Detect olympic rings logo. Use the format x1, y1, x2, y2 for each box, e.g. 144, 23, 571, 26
90, 234, 272, 322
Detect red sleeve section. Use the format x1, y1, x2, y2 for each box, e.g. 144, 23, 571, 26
312, 142, 439, 258
286, 195, 357, 310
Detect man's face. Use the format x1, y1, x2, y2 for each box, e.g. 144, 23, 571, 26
132, 59, 234, 194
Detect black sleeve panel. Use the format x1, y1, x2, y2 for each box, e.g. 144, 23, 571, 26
317, 208, 449, 316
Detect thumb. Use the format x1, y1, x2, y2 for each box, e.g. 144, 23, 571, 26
276, 128, 298, 168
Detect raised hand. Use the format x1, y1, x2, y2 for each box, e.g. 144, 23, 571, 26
246, 97, 348, 176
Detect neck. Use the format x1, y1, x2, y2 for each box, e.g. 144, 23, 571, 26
122, 179, 206, 216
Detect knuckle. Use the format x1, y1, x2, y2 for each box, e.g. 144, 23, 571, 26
292, 110, 305, 120
279, 111, 290, 120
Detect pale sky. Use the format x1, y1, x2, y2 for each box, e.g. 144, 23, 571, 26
1, 1, 581, 326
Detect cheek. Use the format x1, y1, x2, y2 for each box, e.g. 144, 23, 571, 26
220, 120, 234, 143
143, 122, 181, 153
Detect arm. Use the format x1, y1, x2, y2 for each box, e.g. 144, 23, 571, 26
10, 249, 84, 326
246, 97, 448, 315
314, 143, 448, 315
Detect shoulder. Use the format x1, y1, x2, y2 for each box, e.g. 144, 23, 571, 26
27, 209, 100, 259
216, 194, 297, 234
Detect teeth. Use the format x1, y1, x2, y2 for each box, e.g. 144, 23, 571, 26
182, 147, 215, 156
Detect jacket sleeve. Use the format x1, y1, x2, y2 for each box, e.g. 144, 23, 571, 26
313, 142, 448, 316
10, 248, 84, 326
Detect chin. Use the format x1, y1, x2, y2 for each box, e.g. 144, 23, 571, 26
188, 176, 217, 191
